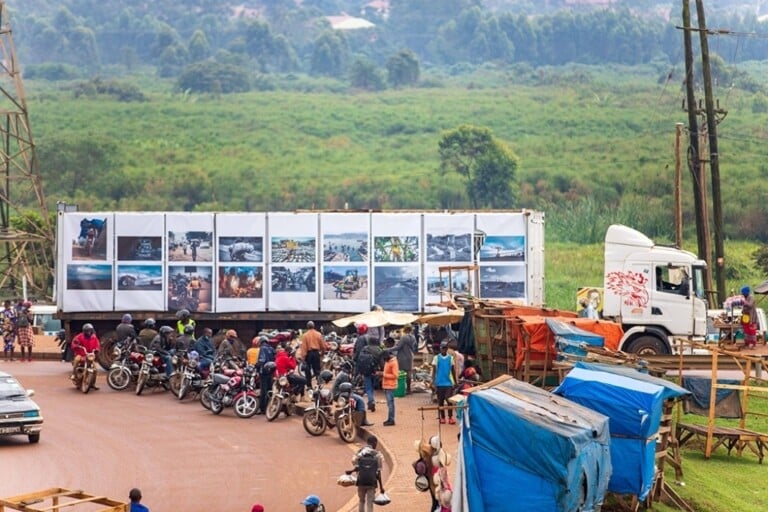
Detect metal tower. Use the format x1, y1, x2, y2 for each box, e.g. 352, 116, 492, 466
0, 1, 54, 300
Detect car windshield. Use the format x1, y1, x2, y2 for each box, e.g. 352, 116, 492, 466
0, 376, 26, 398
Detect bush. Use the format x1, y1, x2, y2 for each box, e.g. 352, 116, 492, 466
24, 63, 80, 81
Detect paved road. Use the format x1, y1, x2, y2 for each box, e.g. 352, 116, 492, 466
0, 362, 360, 511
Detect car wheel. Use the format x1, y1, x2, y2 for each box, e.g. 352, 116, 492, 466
28, 433, 40, 444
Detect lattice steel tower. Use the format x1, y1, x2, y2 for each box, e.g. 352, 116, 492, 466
0, 1, 54, 300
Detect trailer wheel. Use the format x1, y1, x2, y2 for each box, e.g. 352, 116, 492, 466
628, 335, 668, 356
97, 330, 118, 371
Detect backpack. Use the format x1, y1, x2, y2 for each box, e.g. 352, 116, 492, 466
257, 344, 275, 371
357, 347, 377, 377
16, 314, 29, 328
356, 449, 379, 487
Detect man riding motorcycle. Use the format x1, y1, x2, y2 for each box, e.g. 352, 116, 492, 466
275, 344, 307, 398
192, 327, 216, 372
137, 318, 158, 348
149, 326, 176, 379
116, 313, 136, 342
175, 309, 196, 336
333, 368, 373, 427
176, 324, 195, 352
71, 323, 101, 389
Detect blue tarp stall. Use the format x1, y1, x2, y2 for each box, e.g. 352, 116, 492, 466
573, 362, 691, 402
451, 376, 612, 512
545, 318, 605, 360
554, 367, 668, 501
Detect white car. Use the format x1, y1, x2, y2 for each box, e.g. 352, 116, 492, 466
118, 273, 162, 288
0, 371, 43, 443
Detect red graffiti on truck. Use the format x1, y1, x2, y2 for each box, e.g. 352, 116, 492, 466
605, 270, 649, 308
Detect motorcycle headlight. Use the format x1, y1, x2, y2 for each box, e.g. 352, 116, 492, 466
337, 396, 347, 407
189, 359, 198, 368
278, 376, 288, 387
113, 347, 121, 357
320, 388, 331, 400
172, 355, 179, 365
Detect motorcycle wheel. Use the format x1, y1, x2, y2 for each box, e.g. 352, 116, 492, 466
178, 380, 189, 400
169, 374, 182, 397
107, 367, 131, 391
234, 394, 259, 419
302, 409, 327, 436
135, 373, 148, 396
337, 412, 356, 443
80, 371, 92, 394
200, 388, 213, 410
210, 397, 224, 415
265, 395, 282, 422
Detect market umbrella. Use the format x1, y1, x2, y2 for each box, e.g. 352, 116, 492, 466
419, 310, 466, 326
332, 309, 419, 328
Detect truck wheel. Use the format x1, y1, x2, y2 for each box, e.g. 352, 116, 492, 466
98, 331, 118, 371
628, 335, 668, 356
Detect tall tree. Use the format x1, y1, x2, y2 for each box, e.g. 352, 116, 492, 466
438, 125, 518, 209
386, 49, 419, 87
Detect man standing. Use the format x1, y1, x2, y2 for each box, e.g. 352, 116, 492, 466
391, 325, 416, 394
357, 336, 383, 413
300, 321, 324, 388
15, 303, 34, 362
128, 488, 149, 512
256, 337, 276, 415
431, 341, 457, 425
348, 435, 385, 512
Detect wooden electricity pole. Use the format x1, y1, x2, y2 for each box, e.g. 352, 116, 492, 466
674, 123, 683, 248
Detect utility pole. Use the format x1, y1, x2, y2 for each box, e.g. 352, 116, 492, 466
695, 0, 727, 306
674, 123, 683, 248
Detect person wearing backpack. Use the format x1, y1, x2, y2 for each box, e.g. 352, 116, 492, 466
346, 435, 385, 512
256, 336, 276, 415
356, 337, 382, 412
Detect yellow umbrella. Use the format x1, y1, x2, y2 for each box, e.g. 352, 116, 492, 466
332, 309, 419, 328
419, 310, 466, 326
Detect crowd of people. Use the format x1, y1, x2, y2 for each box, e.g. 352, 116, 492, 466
1, 299, 36, 362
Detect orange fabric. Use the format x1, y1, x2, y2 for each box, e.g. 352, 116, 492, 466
503, 312, 624, 369
382, 358, 399, 390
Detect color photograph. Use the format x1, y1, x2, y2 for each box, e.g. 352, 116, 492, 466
479, 235, 526, 262
66, 264, 112, 290
374, 266, 419, 311
218, 266, 264, 299
117, 265, 163, 290
480, 265, 526, 299
426, 233, 472, 262
167, 265, 213, 312
271, 237, 316, 263
271, 266, 316, 292
373, 236, 419, 262
168, 231, 213, 262
323, 233, 368, 262
323, 265, 368, 300
218, 236, 263, 262
117, 236, 162, 261
426, 271, 469, 295
71, 217, 108, 261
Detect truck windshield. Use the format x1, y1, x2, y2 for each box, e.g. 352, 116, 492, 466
692, 266, 706, 300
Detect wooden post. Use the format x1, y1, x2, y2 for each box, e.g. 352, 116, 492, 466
674, 123, 684, 247
740, 359, 751, 430
705, 348, 718, 458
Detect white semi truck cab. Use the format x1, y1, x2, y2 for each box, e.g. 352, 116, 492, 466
602, 224, 708, 355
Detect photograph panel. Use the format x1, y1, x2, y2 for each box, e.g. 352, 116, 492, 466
218, 266, 264, 299
117, 265, 163, 291
323, 265, 368, 300
271, 237, 317, 263
168, 231, 213, 262
117, 236, 162, 261
218, 236, 263, 262
66, 264, 112, 290
271, 266, 316, 292
373, 236, 419, 263
480, 265, 526, 299
479, 235, 526, 262
167, 265, 213, 312
426, 233, 472, 262
323, 233, 368, 262
374, 266, 419, 311
71, 217, 109, 261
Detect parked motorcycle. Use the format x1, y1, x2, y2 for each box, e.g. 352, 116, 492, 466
202, 364, 259, 418
169, 350, 208, 400
72, 351, 98, 393
135, 349, 170, 395
265, 371, 301, 421
302, 376, 357, 443
107, 338, 143, 391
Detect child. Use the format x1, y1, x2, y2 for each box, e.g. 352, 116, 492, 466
382, 351, 399, 426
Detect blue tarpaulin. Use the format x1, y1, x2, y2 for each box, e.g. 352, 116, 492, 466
574, 362, 690, 402
555, 367, 666, 500
452, 377, 612, 512
546, 318, 605, 359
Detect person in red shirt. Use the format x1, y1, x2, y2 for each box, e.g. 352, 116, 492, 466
71, 323, 101, 386
275, 345, 306, 397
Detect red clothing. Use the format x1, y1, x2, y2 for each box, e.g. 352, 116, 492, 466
275, 350, 297, 375
71, 332, 100, 357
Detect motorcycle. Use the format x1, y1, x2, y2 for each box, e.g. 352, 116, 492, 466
265, 371, 301, 421
201, 364, 259, 418
302, 379, 357, 443
135, 349, 171, 395
169, 351, 209, 400
72, 351, 98, 394
107, 338, 143, 391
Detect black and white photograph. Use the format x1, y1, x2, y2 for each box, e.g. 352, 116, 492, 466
426, 272, 469, 295
479, 235, 526, 262
218, 266, 264, 299
373, 236, 419, 262
71, 217, 108, 261
117, 265, 163, 290
117, 236, 162, 261
219, 236, 263, 262
323, 233, 368, 262
374, 266, 419, 311
167, 265, 213, 312
168, 231, 213, 262
66, 264, 112, 290
323, 265, 368, 300
271, 266, 316, 292
271, 237, 316, 263
480, 265, 526, 299
426, 233, 472, 262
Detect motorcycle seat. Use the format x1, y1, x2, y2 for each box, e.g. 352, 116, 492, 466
212, 373, 231, 385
